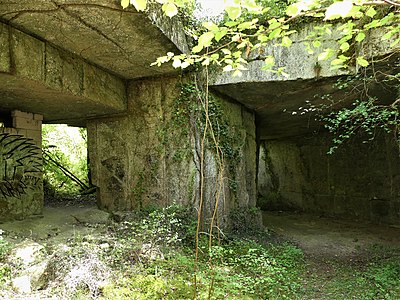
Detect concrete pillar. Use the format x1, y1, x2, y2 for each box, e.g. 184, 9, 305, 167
88, 76, 258, 226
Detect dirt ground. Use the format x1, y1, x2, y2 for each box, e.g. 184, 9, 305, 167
2, 206, 400, 299
262, 211, 400, 258
263, 211, 400, 299
4, 208, 400, 259
0, 200, 108, 246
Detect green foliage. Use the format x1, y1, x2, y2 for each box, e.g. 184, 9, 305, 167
207, 241, 303, 299
113, 205, 196, 255
42, 125, 89, 195
168, 82, 199, 162
149, 0, 400, 76
0, 233, 11, 286
321, 96, 400, 154
103, 205, 304, 299
303, 247, 400, 299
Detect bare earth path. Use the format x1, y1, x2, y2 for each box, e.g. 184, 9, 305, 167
262, 211, 400, 299
262, 211, 400, 258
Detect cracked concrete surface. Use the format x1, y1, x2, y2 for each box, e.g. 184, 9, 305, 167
0, 0, 188, 79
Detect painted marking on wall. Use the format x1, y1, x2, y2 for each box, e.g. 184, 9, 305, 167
0, 133, 42, 198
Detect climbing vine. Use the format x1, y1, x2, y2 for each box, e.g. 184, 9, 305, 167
120, 0, 400, 298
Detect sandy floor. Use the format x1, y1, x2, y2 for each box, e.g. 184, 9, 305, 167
0, 204, 107, 245
262, 211, 400, 259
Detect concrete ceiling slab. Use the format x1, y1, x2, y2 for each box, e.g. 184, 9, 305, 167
0, 73, 126, 126
0, 0, 188, 79
212, 61, 399, 140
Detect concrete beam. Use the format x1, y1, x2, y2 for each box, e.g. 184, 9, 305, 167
0, 0, 188, 79
211, 25, 400, 139
0, 23, 126, 126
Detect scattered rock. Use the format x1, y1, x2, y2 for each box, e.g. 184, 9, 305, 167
10, 240, 50, 292
13, 241, 45, 265
12, 275, 31, 294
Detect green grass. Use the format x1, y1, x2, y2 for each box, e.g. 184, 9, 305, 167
2, 206, 398, 299
101, 206, 304, 299
0, 234, 11, 287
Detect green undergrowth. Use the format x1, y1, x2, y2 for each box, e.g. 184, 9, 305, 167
303, 245, 400, 300
102, 205, 304, 299
0, 232, 11, 287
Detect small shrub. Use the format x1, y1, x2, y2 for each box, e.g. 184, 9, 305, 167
0, 232, 11, 286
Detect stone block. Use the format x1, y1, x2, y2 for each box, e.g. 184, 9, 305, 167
13, 117, 41, 131
15, 128, 27, 137
25, 130, 42, 145
0, 127, 17, 135
0, 23, 10, 73
11, 28, 45, 81
12, 110, 33, 119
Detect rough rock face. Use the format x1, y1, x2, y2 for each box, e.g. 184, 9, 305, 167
0, 133, 43, 221
258, 133, 400, 224
10, 241, 48, 294
88, 76, 257, 224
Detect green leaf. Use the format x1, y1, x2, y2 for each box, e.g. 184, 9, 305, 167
365, 7, 376, 18
242, 0, 262, 13
355, 32, 366, 43
269, 28, 282, 39
215, 30, 228, 42
223, 65, 234, 72
339, 42, 350, 52
264, 56, 275, 69
203, 21, 219, 32
239, 21, 255, 31
130, 0, 147, 11
226, 6, 241, 21
268, 20, 281, 30
181, 61, 190, 69
318, 49, 334, 61
286, 4, 299, 17
390, 37, 400, 47
225, 21, 238, 27
162, 2, 178, 18
331, 58, 346, 66
356, 57, 369, 67
258, 34, 268, 42
281, 36, 292, 47
192, 45, 203, 53
232, 70, 242, 77
312, 40, 321, 48
121, 0, 130, 9
198, 32, 215, 48
201, 58, 210, 66
382, 30, 394, 41
221, 48, 231, 55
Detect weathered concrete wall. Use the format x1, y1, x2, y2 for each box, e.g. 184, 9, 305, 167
88, 76, 257, 223
0, 111, 43, 221
258, 133, 400, 224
